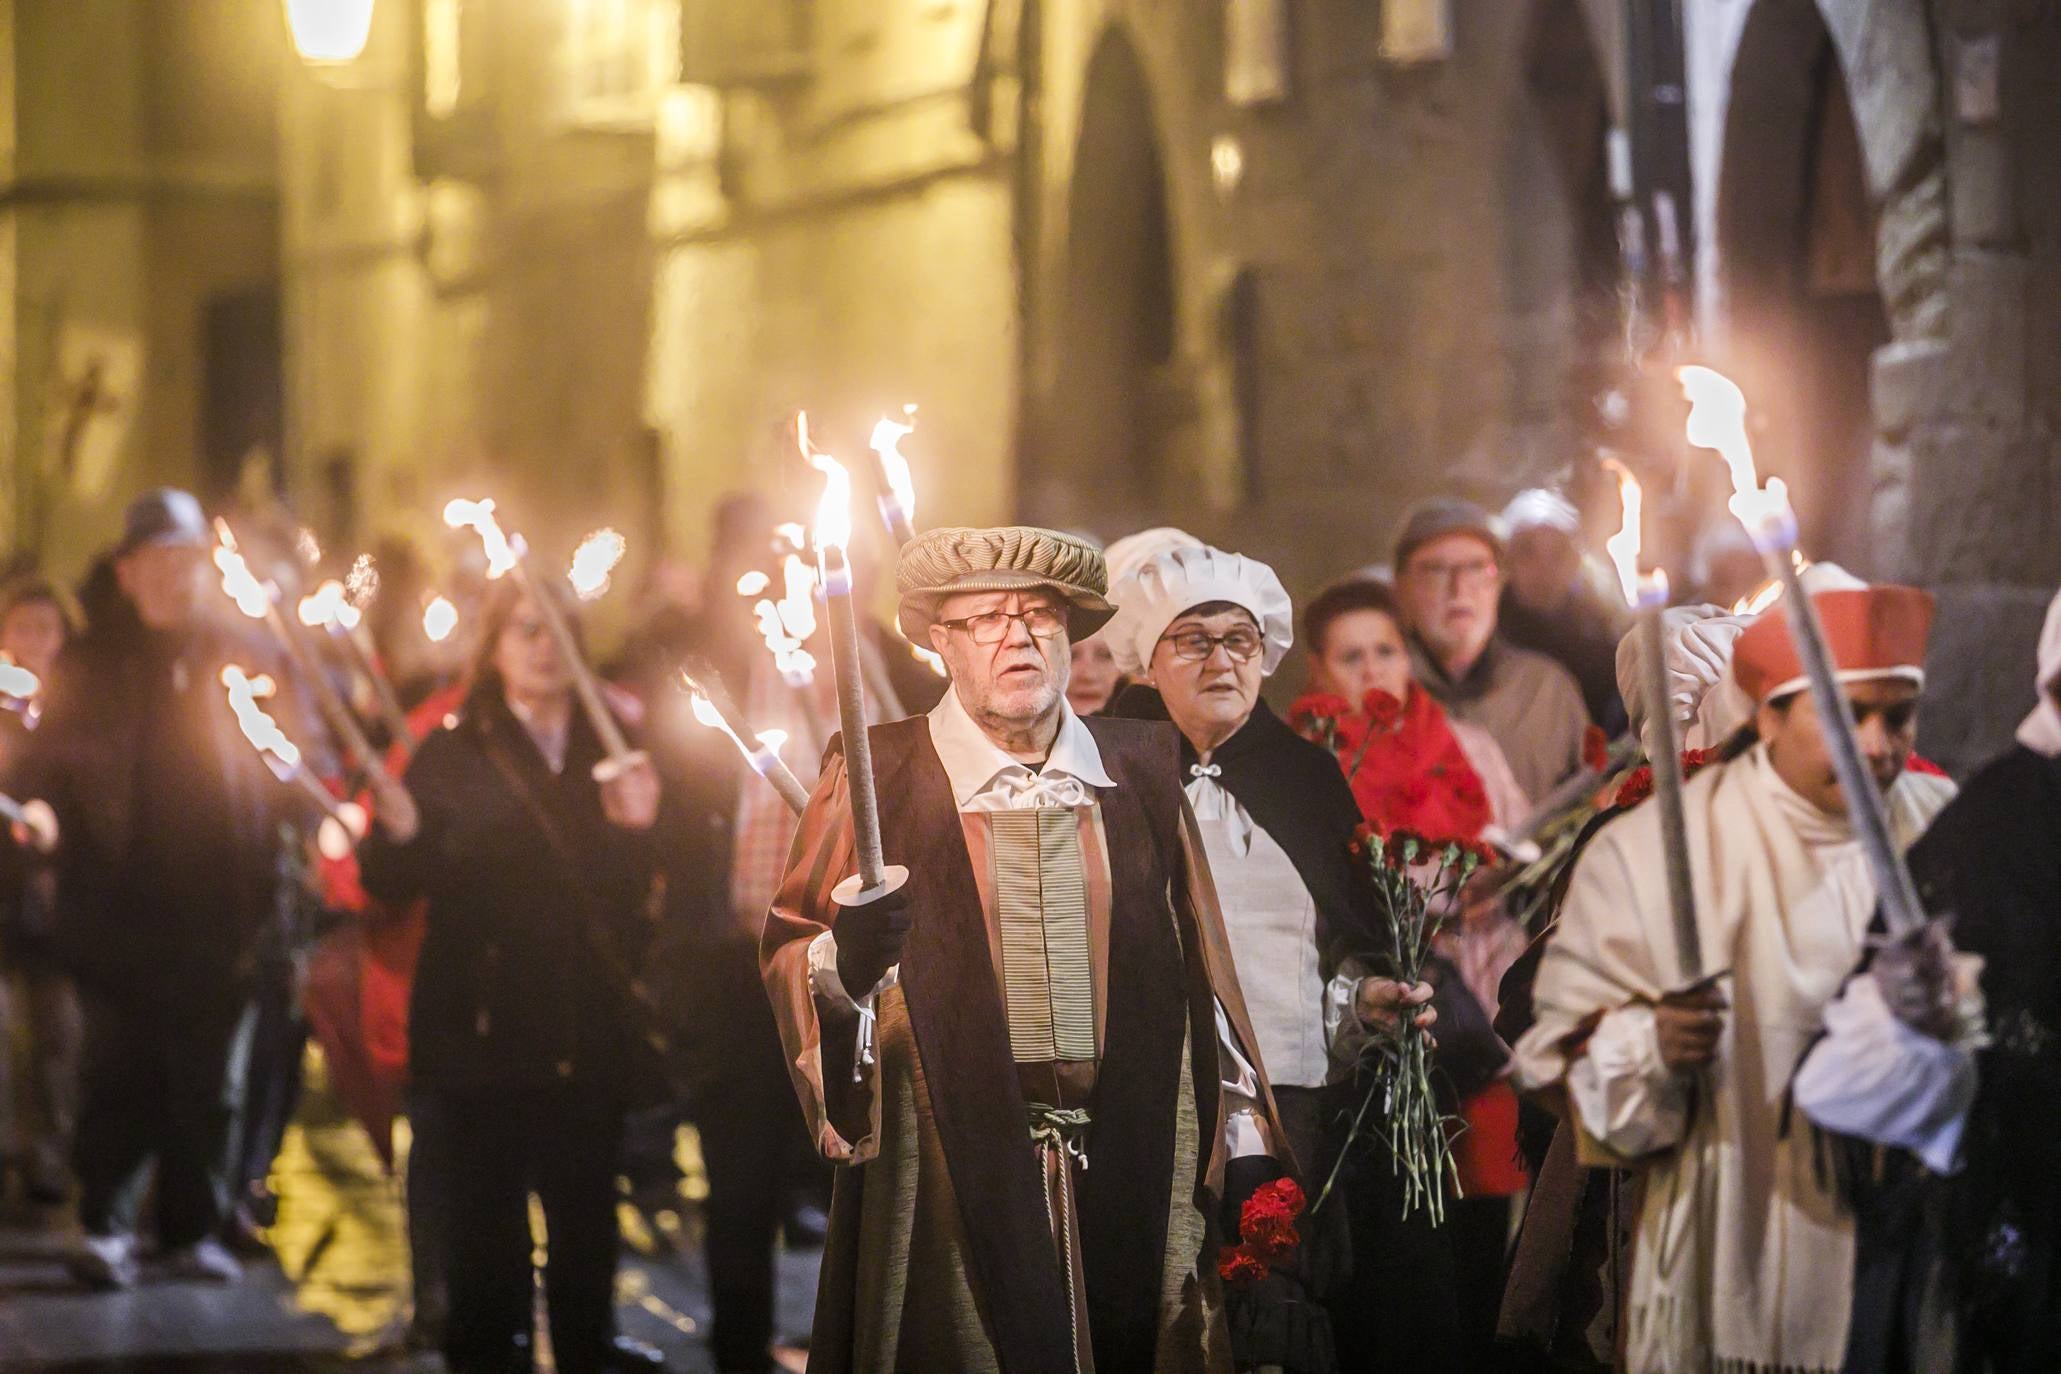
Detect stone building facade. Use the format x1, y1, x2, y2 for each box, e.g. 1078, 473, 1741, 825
0, 0, 2049, 767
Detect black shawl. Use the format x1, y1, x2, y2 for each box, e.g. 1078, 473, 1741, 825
1110, 685, 1382, 975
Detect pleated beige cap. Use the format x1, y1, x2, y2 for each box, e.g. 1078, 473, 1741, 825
896, 526, 1116, 645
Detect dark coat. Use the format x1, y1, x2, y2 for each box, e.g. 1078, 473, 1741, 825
16, 573, 296, 1001
358, 691, 657, 1091
1841, 745, 2061, 1374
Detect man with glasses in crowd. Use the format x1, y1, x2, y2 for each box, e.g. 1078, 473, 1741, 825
1390, 499, 1592, 802
760, 525, 1300, 1374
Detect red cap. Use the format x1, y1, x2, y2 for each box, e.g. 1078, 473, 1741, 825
1733, 586, 1935, 704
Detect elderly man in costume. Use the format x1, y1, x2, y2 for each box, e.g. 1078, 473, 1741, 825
1101, 542, 1457, 1371
1790, 585, 2061, 1373
1511, 582, 1957, 1374
761, 527, 1303, 1374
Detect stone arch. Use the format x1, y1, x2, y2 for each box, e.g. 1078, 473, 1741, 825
1025, 22, 1179, 531
1716, 0, 1889, 568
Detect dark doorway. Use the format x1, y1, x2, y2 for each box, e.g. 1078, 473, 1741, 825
1718, 0, 1887, 571
200, 285, 285, 504
1029, 25, 1177, 531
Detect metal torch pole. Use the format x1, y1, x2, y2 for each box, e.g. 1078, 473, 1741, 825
338, 622, 418, 753
1636, 604, 1701, 980
268, 602, 385, 781
819, 542, 906, 1081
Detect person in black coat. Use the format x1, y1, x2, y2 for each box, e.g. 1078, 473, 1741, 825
361, 577, 661, 1374
19, 491, 312, 1288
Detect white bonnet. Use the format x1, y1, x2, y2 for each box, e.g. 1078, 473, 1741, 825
1103, 527, 1203, 587
1103, 544, 1295, 677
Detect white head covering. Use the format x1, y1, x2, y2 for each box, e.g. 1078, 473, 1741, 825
1502, 488, 1581, 536
2018, 586, 2061, 758
1102, 527, 1203, 589
1103, 544, 1295, 677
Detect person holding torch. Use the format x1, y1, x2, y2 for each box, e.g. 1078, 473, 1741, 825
356, 576, 661, 1374
1510, 580, 1957, 1373
761, 525, 1301, 1374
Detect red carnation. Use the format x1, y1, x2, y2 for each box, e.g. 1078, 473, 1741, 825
1582, 724, 1610, 773
1289, 694, 1352, 729
1682, 748, 1715, 776
1614, 766, 1654, 809
1906, 753, 1947, 777
1219, 1247, 1268, 1285
1363, 689, 1405, 731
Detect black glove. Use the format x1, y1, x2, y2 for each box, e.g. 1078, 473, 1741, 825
1869, 915, 1960, 1040
833, 886, 912, 995
1226, 1270, 1338, 1374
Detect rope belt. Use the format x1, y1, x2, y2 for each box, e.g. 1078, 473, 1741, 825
1027, 1104, 1093, 1171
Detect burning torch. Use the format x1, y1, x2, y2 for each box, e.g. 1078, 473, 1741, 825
803, 417, 910, 1080
1678, 365, 1926, 936
213, 520, 386, 782
299, 578, 417, 754
680, 660, 811, 817
443, 501, 644, 781
868, 407, 920, 548
222, 666, 368, 861
1602, 459, 1701, 981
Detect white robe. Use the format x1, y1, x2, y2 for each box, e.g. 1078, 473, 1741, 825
1512, 745, 1955, 1374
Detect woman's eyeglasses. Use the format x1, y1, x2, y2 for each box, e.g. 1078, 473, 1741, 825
1160, 628, 1262, 663
936, 606, 1068, 643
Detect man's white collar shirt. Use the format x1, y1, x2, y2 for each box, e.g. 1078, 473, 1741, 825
926, 685, 1113, 811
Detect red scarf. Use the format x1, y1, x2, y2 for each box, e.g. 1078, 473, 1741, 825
1287, 685, 1494, 845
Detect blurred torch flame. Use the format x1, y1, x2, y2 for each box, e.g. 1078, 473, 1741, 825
212, 520, 273, 620
0, 657, 39, 700
295, 528, 322, 566
735, 570, 770, 597
799, 413, 854, 553
298, 579, 362, 631
345, 553, 379, 607
911, 644, 946, 678
755, 728, 788, 757
1732, 580, 1784, 616
422, 595, 459, 644
869, 407, 918, 527
443, 498, 521, 578
568, 528, 627, 601
1601, 459, 1667, 609
222, 666, 301, 774
1677, 365, 1794, 550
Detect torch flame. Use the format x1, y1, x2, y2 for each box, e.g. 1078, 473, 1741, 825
911, 643, 947, 678
799, 413, 854, 553
1677, 365, 1796, 553
735, 570, 770, 597
213, 520, 274, 620
443, 498, 521, 579
221, 665, 301, 774
0, 657, 39, 700
298, 579, 362, 631
1731, 580, 1784, 616
345, 553, 379, 607
869, 408, 918, 525
755, 729, 788, 757
1601, 459, 1654, 608
422, 595, 459, 644
568, 527, 627, 600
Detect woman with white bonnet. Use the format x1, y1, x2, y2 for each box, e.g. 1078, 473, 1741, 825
1103, 542, 1464, 1373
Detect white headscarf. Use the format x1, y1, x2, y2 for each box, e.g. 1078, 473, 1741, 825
1103, 544, 1295, 677
2018, 586, 2061, 758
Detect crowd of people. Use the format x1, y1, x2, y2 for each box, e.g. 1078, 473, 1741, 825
0, 475, 2054, 1374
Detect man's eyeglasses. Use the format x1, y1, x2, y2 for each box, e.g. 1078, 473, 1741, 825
1404, 557, 1499, 589
936, 606, 1068, 644
1160, 628, 1263, 663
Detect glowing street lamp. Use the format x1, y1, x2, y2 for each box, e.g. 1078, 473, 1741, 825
283, 0, 376, 65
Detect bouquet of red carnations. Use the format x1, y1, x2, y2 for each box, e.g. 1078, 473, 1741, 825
1316, 825, 1489, 1225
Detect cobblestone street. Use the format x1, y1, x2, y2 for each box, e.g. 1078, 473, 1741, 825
0, 1049, 819, 1372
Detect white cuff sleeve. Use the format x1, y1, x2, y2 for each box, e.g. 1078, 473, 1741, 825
1567, 1003, 1691, 1158
1324, 961, 1375, 1068
805, 929, 898, 1009
1216, 1001, 1273, 1159
1793, 974, 1978, 1175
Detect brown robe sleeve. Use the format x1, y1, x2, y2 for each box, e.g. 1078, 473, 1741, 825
759, 751, 883, 1163
1175, 796, 1296, 1195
